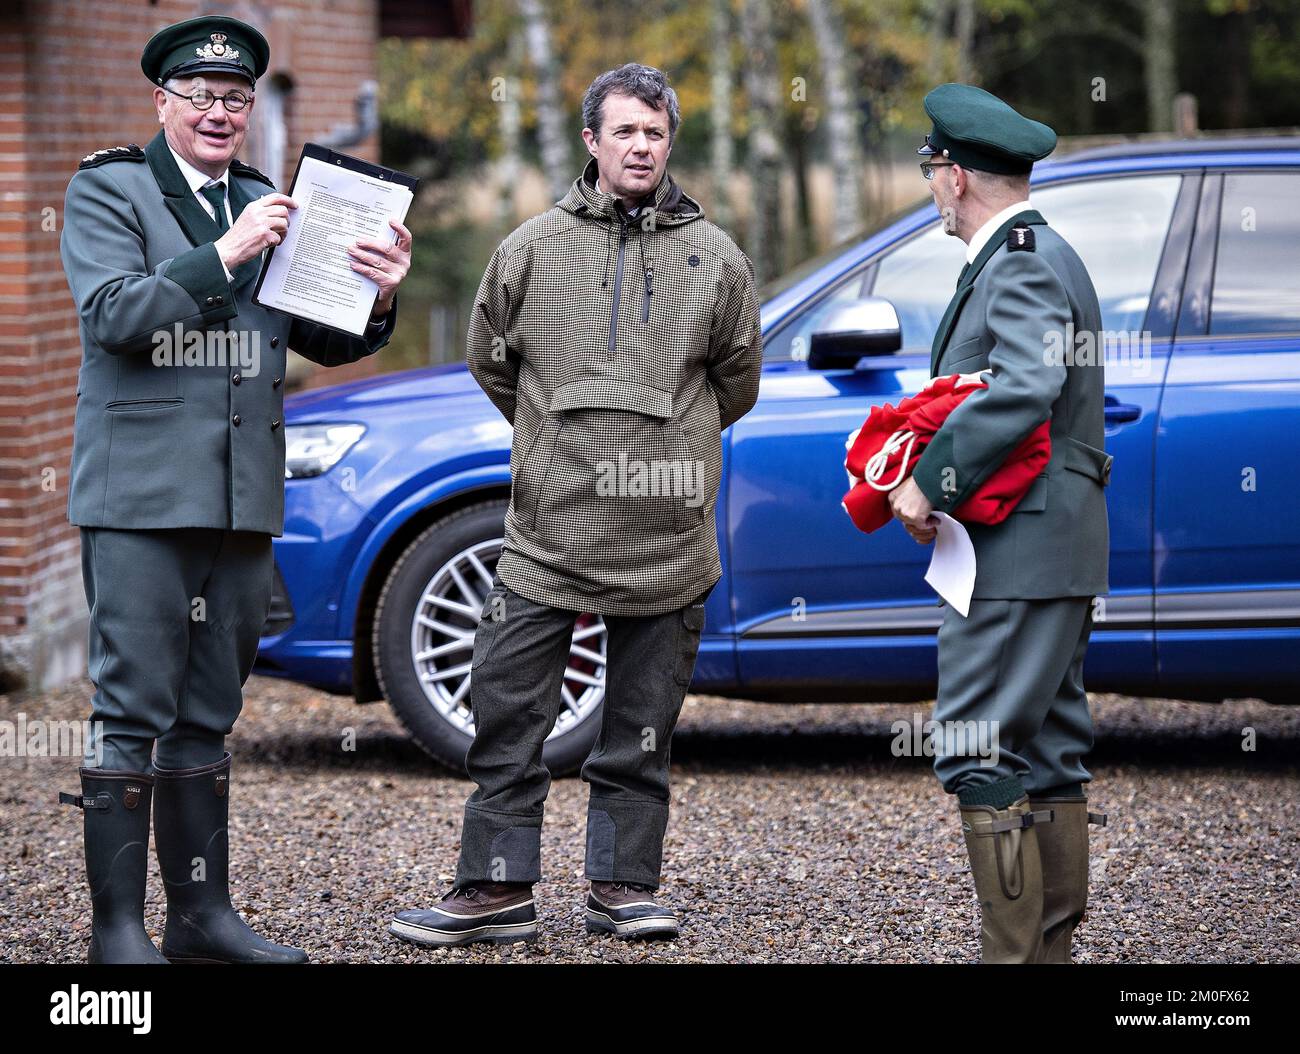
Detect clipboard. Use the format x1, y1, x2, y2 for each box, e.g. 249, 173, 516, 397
252, 143, 419, 336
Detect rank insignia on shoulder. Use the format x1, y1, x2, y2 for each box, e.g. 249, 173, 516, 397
1007, 224, 1036, 252
78, 145, 145, 170
230, 159, 276, 189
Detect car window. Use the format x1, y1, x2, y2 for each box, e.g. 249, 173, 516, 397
1038, 175, 1181, 338
868, 222, 967, 354
764, 172, 1183, 361
1210, 172, 1300, 336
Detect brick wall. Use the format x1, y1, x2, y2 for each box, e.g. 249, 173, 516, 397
0, 0, 385, 691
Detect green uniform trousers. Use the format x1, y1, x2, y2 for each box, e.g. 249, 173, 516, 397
80, 527, 272, 772
932, 596, 1095, 797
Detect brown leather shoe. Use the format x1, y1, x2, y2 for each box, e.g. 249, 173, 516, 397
586, 881, 679, 940
390, 882, 537, 947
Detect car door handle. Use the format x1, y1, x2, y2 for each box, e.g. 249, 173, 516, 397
1104, 395, 1142, 425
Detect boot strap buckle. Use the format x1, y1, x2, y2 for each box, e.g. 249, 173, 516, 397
59, 791, 110, 811
1087, 810, 1108, 827
986, 807, 1054, 833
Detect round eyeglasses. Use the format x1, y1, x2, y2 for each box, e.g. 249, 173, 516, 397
162, 85, 252, 112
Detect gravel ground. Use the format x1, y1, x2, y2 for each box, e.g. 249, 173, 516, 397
2, 676, 1297, 963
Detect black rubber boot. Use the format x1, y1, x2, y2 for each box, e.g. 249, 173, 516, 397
153, 752, 308, 964
60, 768, 169, 964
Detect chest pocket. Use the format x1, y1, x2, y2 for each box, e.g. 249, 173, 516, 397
943, 336, 988, 375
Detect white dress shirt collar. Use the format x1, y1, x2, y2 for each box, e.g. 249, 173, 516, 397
167, 142, 235, 282
167, 142, 231, 199
965, 199, 1033, 263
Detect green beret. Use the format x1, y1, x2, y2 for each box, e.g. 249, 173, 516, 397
141, 15, 269, 88
917, 83, 1056, 175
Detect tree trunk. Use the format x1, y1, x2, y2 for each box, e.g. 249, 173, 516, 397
805, 0, 863, 239
496, 34, 524, 225
790, 111, 815, 259
1143, 0, 1176, 132
710, 0, 735, 230
954, 0, 975, 84
739, 0, 784, 284
518, 0, 573, 201
926, 0, 952, 83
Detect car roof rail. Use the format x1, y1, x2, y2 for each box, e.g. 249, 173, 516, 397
1046, 132, 1300, 165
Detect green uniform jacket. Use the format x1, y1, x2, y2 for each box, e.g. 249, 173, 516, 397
60, 130, 395, 536
910, 210, 1111, 599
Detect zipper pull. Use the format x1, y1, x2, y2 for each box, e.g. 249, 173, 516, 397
642, 266, 653, 323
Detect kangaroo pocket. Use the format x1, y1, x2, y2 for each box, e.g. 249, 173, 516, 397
522, 378, 707, 545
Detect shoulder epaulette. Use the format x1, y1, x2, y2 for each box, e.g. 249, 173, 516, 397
1007, 224, 1036, 252
230, 159, 276, 189
78, 145, 144, 170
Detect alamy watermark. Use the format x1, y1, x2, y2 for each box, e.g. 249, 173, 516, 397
152, 323, 260, 377
50, 985, 150, 1034
1043, 323, 1152, 377
595, 453, 706, 508
891, 713, 1000, 768
0, 713, 102, 765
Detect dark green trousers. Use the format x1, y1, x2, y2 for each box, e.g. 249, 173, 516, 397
455, 577, 709, 889
932, 596, 1095, 797
80, 527, 272, 772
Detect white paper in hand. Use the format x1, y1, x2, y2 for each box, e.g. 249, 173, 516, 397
256, 155, 412, 335
923, 512, 977, 617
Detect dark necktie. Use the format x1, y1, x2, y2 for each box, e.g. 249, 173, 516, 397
931, 261, 974, 365
199, 181, 229, 234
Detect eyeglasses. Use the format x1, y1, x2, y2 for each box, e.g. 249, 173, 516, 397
161, 85, 252, 112
920, 161, 956, 180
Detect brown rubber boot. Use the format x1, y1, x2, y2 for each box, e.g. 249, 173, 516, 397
1028, 796, 1107, 963
958, 796, 1054, 963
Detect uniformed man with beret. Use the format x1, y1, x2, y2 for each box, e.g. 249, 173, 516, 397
887, 83, 1111, 963
58, 15, 410, 963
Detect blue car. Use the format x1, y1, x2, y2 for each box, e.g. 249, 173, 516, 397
257, 137, 1300, 774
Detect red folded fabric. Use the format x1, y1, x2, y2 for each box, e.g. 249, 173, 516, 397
842, 373, 1051, 533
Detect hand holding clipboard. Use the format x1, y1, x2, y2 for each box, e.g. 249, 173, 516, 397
253, 144, 419, 336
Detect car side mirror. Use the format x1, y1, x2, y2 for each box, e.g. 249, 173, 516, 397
808, 297, 903, 370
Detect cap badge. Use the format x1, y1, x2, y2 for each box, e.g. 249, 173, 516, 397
196, 32, 239, 62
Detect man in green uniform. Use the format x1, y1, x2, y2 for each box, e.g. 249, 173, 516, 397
57, 15, 410, 963
888, 84, 1111, 963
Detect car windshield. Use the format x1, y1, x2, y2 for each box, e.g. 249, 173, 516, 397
759, 194, 937, 301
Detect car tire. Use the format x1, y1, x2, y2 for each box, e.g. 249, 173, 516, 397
371, 499, 605, 776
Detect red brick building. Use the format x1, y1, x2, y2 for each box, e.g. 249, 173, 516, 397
0, 0, 471, 692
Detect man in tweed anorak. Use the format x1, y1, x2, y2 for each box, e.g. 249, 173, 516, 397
391, 63, 763, 947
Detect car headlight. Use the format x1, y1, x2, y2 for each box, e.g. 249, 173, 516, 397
284, 423, 366, 479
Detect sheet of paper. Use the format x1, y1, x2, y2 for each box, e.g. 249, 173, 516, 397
256, 155, 412, 335
924, 512, 977, 617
